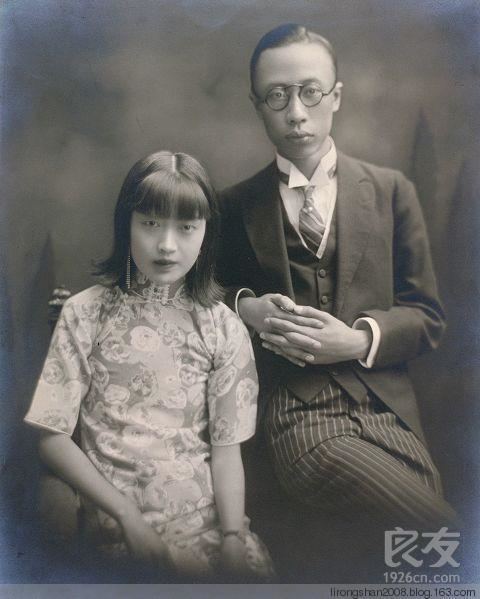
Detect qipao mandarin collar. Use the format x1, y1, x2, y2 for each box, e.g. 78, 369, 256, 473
125, 270, 194, 310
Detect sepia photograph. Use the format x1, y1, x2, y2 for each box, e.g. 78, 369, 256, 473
1, 0, 479, 596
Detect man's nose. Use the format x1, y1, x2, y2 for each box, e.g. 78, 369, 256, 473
157, 229, 177, 253
286, 92, 308, 125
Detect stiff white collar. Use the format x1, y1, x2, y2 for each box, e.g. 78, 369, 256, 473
276, 136, 337, 188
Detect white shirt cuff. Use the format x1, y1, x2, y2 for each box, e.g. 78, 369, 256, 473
352, 317, 381, 368
234, 288, 256, 317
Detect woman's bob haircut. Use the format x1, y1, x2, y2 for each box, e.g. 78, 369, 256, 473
95, 150, 223, 306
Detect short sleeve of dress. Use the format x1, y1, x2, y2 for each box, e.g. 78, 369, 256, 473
207, 303, 258, 446
24, 288, 102, 436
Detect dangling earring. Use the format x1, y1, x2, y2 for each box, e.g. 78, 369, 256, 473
126, 250, 131, 289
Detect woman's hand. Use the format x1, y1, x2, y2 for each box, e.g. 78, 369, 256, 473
36, 433, 173, 571
220, 534, 250, 580
119, 504, 172, 569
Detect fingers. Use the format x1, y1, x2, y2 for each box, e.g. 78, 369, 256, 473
261, 341, 306, 367
260, 332, 316, 364
283, 331, 322, 351
157, 546, 174, 570
293, 305, 331, 321
269, 294, 296, 313
266, 316, 324, 334
125, 526, 170, 569
261, 330, 319, 353
278, 313, 325, 328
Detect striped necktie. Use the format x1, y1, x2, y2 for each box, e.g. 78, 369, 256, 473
298, 185, 325, 255
277, 170, 326, 255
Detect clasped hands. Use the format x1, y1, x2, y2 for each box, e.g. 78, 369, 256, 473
238, 294, 371, 367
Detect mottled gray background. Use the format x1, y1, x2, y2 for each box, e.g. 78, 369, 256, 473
1, 0, 479, 583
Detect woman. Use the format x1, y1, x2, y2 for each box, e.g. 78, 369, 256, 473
25, 151, 274, 581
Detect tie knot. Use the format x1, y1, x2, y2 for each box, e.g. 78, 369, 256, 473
303, 185, 315, 201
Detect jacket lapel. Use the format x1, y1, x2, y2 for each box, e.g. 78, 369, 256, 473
241, 163, 295, 298
334, 152, 376, 316
239, 155, 376, 309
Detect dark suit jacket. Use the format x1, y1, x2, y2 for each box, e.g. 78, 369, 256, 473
217, 151, 446, 440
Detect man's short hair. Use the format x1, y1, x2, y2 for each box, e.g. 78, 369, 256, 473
250, 23, 338, 96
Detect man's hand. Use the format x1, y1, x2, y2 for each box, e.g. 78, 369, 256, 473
238, 293, 296, 333
238, 294, 309, 366
260, 305, 372, 365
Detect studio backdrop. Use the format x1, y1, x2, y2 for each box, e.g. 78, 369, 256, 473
1, 0, 479, 582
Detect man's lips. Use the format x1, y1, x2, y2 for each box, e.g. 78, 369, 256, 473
285, 131, 313, 140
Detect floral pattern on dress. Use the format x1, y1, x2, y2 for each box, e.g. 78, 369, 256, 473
101, 337, 132, 363
42, 359, 66, 385
25, 282, 273, 579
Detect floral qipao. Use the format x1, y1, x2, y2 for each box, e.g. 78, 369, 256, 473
25, 282, 274, 578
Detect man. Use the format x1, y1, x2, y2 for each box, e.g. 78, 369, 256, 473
217, 23, 457, 549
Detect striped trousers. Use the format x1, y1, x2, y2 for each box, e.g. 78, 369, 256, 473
265, 382, 458, 531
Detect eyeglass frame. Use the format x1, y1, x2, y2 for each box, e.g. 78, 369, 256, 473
255, 80, 338, 111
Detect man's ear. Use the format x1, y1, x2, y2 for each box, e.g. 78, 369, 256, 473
332, 81, 343, 113
249, 92, 264, 120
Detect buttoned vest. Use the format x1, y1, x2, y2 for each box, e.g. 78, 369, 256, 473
283, 200, 337, 313
279, 200, 368, 403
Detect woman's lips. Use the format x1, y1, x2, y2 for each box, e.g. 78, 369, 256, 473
153, 260, 176, 268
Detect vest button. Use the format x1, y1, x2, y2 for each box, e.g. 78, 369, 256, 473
320, 295, 329, 305
318, 268, 327, 278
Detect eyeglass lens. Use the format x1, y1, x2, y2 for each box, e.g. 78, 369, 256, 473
265, 83, 330, 110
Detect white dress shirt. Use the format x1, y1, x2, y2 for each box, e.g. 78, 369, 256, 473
276, 138, 337, 260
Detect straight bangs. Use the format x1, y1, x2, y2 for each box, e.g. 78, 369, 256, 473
132, 172, 211, 221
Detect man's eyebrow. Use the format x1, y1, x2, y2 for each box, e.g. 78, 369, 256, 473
266, 77, 327, 88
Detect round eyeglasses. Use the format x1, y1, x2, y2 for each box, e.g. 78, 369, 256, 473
259, 81, 337, 111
